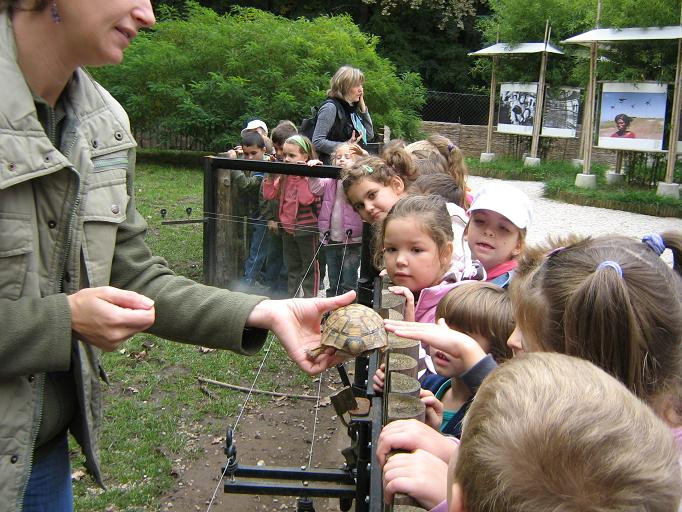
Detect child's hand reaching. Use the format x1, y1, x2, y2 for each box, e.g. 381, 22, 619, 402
387, 286, 415, 322
383, 449, 449, 509
348, 143, 368, 158
384, 318, 487, 371
419, 389, 443, 430
306, 159, 323, 166
373, 363, 386, 393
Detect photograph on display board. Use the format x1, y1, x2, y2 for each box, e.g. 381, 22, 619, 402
541, 87, 580, 138
498, 83, 538, 136
597, 82, 668, 152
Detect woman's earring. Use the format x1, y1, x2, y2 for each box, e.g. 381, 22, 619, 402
51, 0, 61, 23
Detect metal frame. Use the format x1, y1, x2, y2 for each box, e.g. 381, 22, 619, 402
200, 156, 386, 511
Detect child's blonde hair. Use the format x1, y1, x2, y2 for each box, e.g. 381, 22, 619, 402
374, 194, 452, 271
341, 145, 417, 197
333, 142, 366, 165
436, 282, 513, 363
284, 134, 317, 161
405, 134, 468, 207
510, 232, 682, 425
454, 352, 681, 512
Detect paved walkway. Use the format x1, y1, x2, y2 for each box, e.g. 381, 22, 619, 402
468, 175, 682, 245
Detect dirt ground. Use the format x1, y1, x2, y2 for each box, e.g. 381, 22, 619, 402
160, 367, 356, 512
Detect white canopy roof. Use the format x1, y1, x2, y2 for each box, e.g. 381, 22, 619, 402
468, 42, 564, 57
562, 26, 682, 45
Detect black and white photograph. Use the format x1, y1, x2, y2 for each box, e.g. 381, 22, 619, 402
541, 86, 580, 138
497, 82, 538, 135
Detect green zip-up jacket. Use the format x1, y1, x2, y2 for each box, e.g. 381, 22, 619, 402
0, 12, 267, 510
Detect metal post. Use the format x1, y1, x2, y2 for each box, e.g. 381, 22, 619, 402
485, 57, 498, 154
664, 37, 682, 183
582, 42, 598, 174
530, 22, 550, 159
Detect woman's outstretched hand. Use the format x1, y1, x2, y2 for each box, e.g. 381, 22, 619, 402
246, 290, 356, 375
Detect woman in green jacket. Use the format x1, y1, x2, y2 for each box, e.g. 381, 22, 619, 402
0, 1, 353, 510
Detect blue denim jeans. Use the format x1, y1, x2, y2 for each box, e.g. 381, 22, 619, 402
23, 434, 74, 512
324, 242, 361, 297
243, 219, 268, 284
263, 228, 288, 294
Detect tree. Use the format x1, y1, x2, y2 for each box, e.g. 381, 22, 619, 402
477, 0, 681, 86
92, 2, 426, 150
360, 0, 478, 29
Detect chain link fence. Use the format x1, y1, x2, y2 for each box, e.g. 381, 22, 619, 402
421, 90, 490, 125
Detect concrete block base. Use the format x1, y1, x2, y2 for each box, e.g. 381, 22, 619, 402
575, 173, 597, 189
524, 157, 541, 167
571, 158, 584, 169
657, 181, 680, 199
606, 172, 624, 185
479, 152, 496, 163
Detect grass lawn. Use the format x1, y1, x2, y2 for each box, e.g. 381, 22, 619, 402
71, 163, 309, 511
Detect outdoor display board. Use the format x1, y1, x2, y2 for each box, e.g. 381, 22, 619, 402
597, 82, 668, 151
498, 82, 538, 135
541, 87, 581, 138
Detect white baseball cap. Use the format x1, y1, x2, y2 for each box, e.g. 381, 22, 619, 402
468, 182, 533, 229
240, 119, 268, 137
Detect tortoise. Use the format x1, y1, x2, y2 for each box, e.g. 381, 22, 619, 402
307, 303, 388, 358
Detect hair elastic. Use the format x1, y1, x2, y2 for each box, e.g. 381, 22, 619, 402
362, 165, 374, 174
286, 135, 311, 156
642, 233, 665, 256
546, 246, 565, 258
596, 260, 623, 278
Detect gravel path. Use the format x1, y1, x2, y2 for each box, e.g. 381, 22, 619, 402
468, 175, 682, 244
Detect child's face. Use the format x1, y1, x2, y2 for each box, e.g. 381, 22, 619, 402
334, 147, 355, 169
506, 325, 527, 356
383, 217, 451, 293
466, 210, 522, 271
430, 330, 491, 378
283, 142, 308, 163
447, 445, 464, 512
347, 176, 405, 223
273, 143, 284, 161
242, 144, 265, 161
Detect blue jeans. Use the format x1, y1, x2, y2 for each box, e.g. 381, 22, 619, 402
325, 243, 361, 297
243, 219, 268, 284
23, 434, 74, 512
263, 228, 288, 294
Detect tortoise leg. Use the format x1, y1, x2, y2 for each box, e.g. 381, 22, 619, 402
305, 345, 325, 359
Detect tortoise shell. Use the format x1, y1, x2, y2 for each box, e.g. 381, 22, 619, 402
319, 303, 388, 356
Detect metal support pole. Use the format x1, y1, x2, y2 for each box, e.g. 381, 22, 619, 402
530, 22, 550, 159
664, 37, 682, 183
485, 57, 498, 154
582, 42, 598, 174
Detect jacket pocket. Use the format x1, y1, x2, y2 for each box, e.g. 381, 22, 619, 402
0, 213, 32, 300
82, 167, 129, 287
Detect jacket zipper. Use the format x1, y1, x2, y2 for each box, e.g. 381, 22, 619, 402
17, 374, 45, 512
19, 124, 80, 509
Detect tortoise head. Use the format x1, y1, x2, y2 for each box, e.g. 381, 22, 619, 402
344, 336, 365, 356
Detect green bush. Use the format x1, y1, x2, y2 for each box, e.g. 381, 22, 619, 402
91, 2, 425, 151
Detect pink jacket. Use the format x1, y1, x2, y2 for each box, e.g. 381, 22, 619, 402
263, 175, 319, 234
312, 178, 363, 243
414, 274, 460, 324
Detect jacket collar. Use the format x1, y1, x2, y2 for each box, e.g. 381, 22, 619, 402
0, 10, 135, 190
